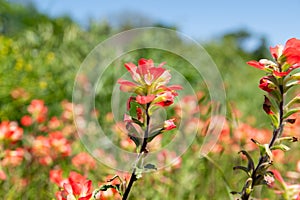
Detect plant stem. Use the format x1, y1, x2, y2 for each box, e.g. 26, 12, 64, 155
122, 103, 151, 200
241, 84, 285, 200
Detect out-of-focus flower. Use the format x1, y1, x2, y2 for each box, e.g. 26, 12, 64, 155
32, 135, 52, 165
2, 148, 24, 167
0, 121, 23, 142
157, 150, 181, 172
27, 99, 48, 123
10, 87, 29, 100
163, 119, 176, 130
72, 152, 96, 172
271, 170, 300, 200
48, 116, 61, 130
0, 169, 6, 180
49, 131, 72, 157
50, 169, 67, 187
31, 132, 71, 165
20, 115, 33, 127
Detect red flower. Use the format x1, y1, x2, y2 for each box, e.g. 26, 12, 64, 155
0, 121, 23, 142
50, 169, 67, 187
272, 38, 300, 65
259, 76, 277, 92
164, 119, 176, 130
49, 131, 72, 157
28, 99, 48, 123
48, 116, 61, 129
20, 115, 33, 127
136, 94, 155, 104
118, 58, 173, 95
263, 96, 274, 115
2, 148, 24, 167
154, 91, 175, 107
247, 60, 266, 70
32, 132, 71, 165
56, 172, 93, 200
248, 38, 300, 77
72, 152, 96, 172
0, 170, 6, 181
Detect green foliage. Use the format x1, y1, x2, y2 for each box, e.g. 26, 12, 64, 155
1, 1, 296, 199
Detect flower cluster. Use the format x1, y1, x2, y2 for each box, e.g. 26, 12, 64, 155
0, 121, 24, 180
51, 170, 94, 200
117, 58, 182, 150
117, 58, 182, 199
31, 131, 71, 165
233, 38, 300, 199
118, 58, 182, 116
248, 38, 300, 123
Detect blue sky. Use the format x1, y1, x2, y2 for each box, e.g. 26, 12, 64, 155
30, 0, 300, 46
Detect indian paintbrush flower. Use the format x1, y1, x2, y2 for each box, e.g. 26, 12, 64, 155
117, 58, 182, 200
234, 38, 300, 200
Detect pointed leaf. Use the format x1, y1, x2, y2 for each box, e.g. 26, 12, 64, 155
264, 144, 273, 161
239, 150, 254, 172
285, 96, 300, 110
276, 136, 298, 143
285, 80, 300, 91
256, 161, 273, 175
270, 143, 291, 151
230, 191, 240, 195
147, 128, 164, 142
132, 117, 144, 126
285, 118, 296, 124
99, 184, 119, 191
129, 134, 141, 147
144, 163, 157, 171
283, 108, 300, 119
233, 166, 251, 176
251, 139, 268, 156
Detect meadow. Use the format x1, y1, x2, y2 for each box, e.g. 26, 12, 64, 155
1, 1, 300, 199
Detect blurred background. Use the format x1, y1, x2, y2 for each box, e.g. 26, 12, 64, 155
1, 0, 300, 199
1, 0, 300, 123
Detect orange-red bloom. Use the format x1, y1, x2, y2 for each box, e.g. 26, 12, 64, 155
247, 38, 300, 78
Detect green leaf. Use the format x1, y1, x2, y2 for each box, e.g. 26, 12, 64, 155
230, 191, 240, 195
251, 139, 267, 157
256, 161, 273, 175
132, 117, 144, 126
282, 63, 291, 72
144, 163, 157, 171
264, 144, 273, 161
129, 101, 142, 118
239, 150, 254, 172
146, 128, 164, 143
99, 184, 118, 191
285, 118, 296, 124
269, 113, 279, 128
129, 134, 141, 147
290, 72, 300, 80
276, 136, 298, 143
270, 143, 290, 151
92, 183, 124, 198
285, 96, 300, 110
285, 80, 300, 91
283, 108, 300, 119
233, 166, 251, 176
